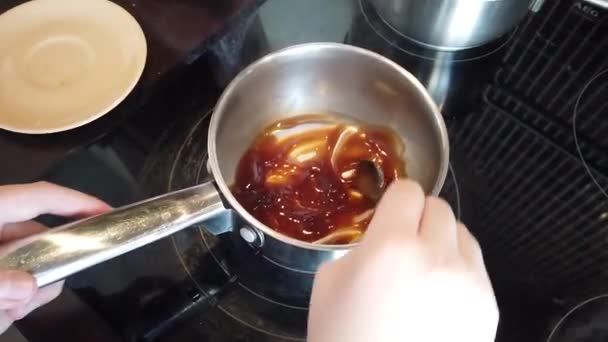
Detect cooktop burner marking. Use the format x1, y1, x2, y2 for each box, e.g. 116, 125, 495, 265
167, 109, 213, 195
448, 163, 461, 220
195, 226, 308, 310
572, 68, 608, 199
216, 308, 306, 341
546, 293, 608, 342
237, 280, 309, 311
167, 111, 308, 339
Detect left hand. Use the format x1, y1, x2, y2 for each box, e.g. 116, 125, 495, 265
0, 182, 110, 333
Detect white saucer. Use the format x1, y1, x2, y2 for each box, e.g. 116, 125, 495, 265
0, 0, 147, 134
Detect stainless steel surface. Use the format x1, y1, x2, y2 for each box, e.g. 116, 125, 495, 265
583, 0, 608, 9
530, 0, 546, 12
352, 160, 384, 201
209, 42, 449, 271
369, 0, 538, 50
0, 182, 228, 287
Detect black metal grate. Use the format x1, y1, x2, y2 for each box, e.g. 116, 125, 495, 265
451, 106, 608, 297
451, 0, 608, 299
496, 0, 608, 173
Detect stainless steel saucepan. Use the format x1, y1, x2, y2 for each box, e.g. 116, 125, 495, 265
0, 43, 449, 286
370, 0, 546, 51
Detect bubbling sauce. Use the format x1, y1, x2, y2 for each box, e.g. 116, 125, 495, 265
231, 114, 406, 244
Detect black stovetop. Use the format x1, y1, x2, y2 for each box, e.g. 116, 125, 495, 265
9, 0, 608, 341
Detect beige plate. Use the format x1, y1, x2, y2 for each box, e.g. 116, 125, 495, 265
0, 0, 147, 134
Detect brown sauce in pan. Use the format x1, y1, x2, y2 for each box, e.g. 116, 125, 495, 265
231, 114, 406, 244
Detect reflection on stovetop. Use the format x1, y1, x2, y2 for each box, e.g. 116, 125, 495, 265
346, 0, 512, 119
163, 112, 309, 341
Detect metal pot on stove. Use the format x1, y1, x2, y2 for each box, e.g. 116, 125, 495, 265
369, 0, 546, 51
0, 43, 449, 286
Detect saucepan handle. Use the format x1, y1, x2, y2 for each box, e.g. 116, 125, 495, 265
530, 0, 546, 12
0, 182, 229, 287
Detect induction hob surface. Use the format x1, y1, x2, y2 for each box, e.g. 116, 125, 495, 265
12, 0, 608, 341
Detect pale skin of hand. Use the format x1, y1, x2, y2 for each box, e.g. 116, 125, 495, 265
0, 182, 110, 333
308, 180, 499, 342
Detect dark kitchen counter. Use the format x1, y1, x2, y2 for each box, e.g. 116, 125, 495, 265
0, 0, 262, 184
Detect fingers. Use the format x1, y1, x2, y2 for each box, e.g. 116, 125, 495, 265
7, 281, 64, 321
0, 271, 36, 309
1, 220, 47, 242
0, 182, 92, 325
419, 197, 458, 254
365, 179, 425, 242
0, 182, 111, 227
365, 179, 468, 263
0, 312, 13, 335
457, 223, 485, 269
0, 272, 64, 322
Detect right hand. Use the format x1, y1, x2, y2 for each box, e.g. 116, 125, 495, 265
0, 182, 111, 333
308, 180, 499, 342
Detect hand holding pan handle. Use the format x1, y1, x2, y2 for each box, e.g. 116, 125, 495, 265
0, 182, 233, 287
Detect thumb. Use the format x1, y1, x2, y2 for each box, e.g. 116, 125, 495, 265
0, 271, 36, 308
364, 179, 425, 244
